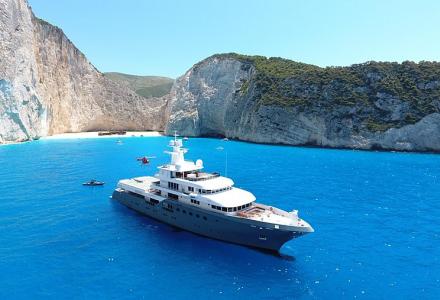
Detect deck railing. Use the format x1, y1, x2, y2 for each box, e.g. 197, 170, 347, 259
184, 172, 220, 182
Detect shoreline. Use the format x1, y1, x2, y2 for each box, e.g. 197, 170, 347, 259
40, 131, 164, 140
2, 132, 438, 155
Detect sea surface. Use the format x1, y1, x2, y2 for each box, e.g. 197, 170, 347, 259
1, 137, 439, 299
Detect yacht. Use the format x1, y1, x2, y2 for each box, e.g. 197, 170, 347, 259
111, 136, 314, 251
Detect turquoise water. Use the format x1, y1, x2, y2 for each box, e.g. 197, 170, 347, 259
1, 137, 439, 299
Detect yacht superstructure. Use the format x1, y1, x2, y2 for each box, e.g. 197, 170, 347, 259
112, 136, 313, 251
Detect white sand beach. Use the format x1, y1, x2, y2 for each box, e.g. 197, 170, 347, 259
41, 131, 164, 140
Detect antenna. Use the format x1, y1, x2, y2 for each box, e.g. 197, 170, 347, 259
174, 130, 178, 142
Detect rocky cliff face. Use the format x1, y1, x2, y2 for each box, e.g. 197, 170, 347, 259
0, 0, 166, 143
166, 54, 440, 152
2, 0, 439, 153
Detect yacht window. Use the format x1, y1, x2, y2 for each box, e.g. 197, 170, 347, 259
128, 191, 144, 199
189, 212, 193, 216
198, 189, 202, 193
182, 210, 186, 214
168, 193, 179, 200
233, 207, 237, 212
227, 207, 232, 212
188, 186, 194, 192
176, 208, 180, 212
203, 216, 207, 220
222, 207, 227, 212
259, 235, 267, 241
196, 214, 200, 218
168, 182, 179, 190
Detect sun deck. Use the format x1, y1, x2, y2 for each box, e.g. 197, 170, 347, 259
182, 171, 220, 181
236, 203, 302, 226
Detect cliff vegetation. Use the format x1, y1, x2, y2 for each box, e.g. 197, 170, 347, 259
212, 53, 440, 132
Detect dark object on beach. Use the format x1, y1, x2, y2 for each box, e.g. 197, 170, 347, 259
83, 179, 105, 186
98, 131, 127, 136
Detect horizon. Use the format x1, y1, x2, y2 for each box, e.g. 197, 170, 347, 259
29, 0, 440, 78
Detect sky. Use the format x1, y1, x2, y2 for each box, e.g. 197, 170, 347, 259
29, 0, 440, 78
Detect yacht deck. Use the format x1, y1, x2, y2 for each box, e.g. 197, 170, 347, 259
118, 176, 165, 200
236, 203, 299, 226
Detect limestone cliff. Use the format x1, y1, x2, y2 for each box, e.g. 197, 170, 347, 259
2, 0, 440, 153
165, 54, 440, 152
0, 0, 166, 143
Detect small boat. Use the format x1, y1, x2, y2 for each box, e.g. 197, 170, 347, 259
223, 137, 229, 141
183, 137, 189, 141
83, 179, 105, 186
116, 140, 123, 145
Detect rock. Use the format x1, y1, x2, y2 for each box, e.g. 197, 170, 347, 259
2, 1, 440, 154
166, 57, 254, 137
165, 54, 440, 152
378, 113, 440, 151
0, 0, 167, 143
374, 93, 409, 121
